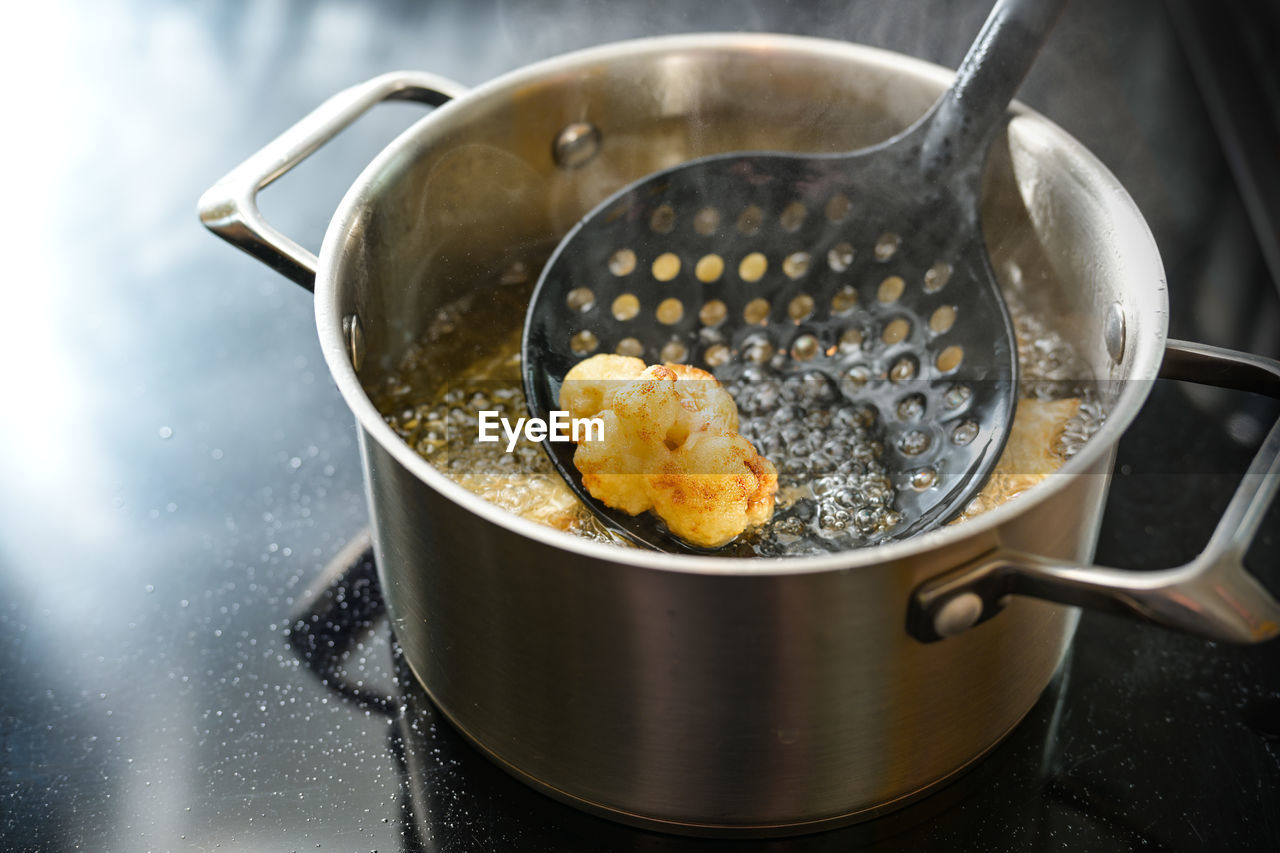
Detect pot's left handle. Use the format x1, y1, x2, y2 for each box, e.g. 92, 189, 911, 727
197, 71, 467, 290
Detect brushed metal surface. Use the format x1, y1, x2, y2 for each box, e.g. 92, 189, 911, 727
304, 35, 1168, 830
361, 424, 1090, 827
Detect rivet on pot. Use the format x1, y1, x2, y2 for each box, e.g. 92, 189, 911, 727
1104, 302, 1126, 364
342, 313, 365, 372
933, 591, 985, 638
553, 121, 602, 169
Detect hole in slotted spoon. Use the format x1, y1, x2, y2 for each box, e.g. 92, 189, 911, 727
828, 242, 855, 272
737, 205, 763, 235
570, 330, 599, 355
650, 204, 676, 234
696, 254, 725, 282
652, 253, 681, 281
930, 305, 957, 333
739, 252, 768, 282
656, 298, 684, 325
744, 298, 770, 325
694, 206, 720, 235
609, 249, 636, 276
612, 293, 640, 321
924, 261, 952, 292
700, 299, 728, 326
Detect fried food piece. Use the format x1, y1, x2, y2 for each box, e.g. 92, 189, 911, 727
649, 432, 777, 547
560, 354, 777, 548
559, 353, 647, 422
955, 397, 1081, 522
664, 363, 740, 442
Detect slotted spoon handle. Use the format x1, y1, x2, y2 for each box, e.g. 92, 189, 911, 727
918, 0, 1068, 182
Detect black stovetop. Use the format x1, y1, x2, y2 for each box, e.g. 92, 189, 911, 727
2, 1, 1277, 850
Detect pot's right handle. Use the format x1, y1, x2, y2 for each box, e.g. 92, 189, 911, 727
198, 71, 467, 290
909, 339, 1280, 644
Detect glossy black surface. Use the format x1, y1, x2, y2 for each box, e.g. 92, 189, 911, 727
2, 1, 1277, 850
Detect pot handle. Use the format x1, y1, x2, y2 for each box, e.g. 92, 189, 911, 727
908, 339, 1280, 644
197, 71, 467, 290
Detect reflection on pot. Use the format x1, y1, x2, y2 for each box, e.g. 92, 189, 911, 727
287, 533, 1092, 850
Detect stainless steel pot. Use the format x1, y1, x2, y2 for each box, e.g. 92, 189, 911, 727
199, 35, 1280, 835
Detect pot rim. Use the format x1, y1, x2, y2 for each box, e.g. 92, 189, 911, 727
315, 32, 1168, 577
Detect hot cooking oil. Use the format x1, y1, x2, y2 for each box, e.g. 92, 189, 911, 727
372, 293, 1106, 556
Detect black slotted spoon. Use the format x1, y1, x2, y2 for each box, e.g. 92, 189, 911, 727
524, 0, 1066, 553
